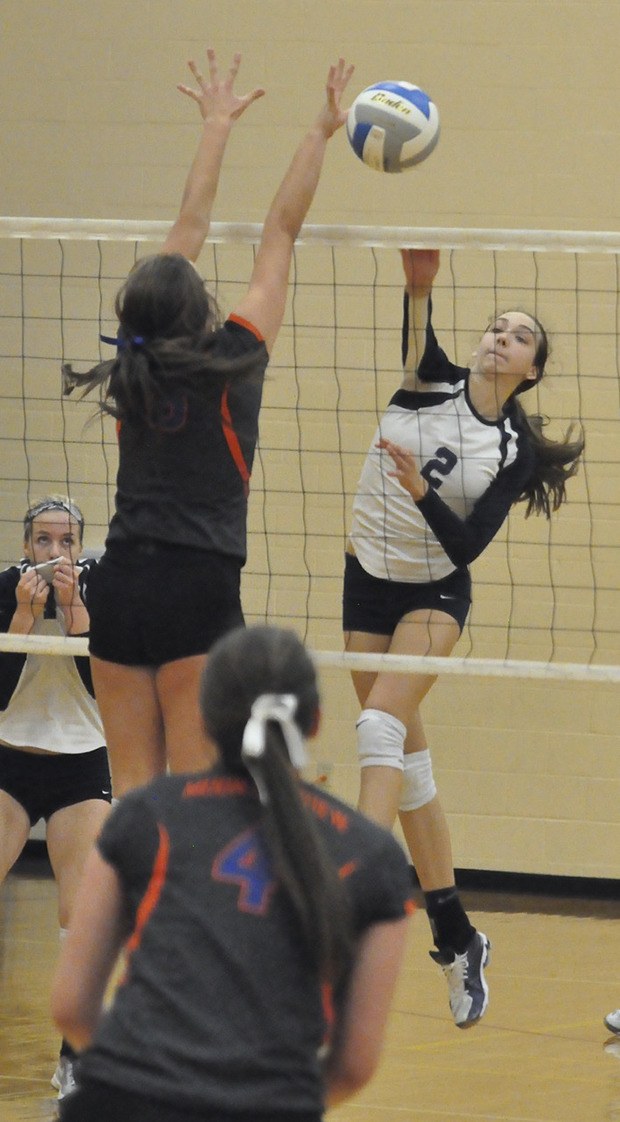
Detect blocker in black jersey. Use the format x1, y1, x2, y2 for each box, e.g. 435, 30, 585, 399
60, 48, 356, 799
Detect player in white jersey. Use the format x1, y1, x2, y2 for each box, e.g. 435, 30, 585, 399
0, 496, 111, 1099
344, 249, 584, 1028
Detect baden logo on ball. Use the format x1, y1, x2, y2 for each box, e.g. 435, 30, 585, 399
346, 81, 440, 173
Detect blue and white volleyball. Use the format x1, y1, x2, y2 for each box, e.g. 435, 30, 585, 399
346, 81, 440, 173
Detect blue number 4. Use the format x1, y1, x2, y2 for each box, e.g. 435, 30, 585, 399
212, 828, 277, 914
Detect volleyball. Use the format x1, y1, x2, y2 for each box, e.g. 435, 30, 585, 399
346, 81, 440, 173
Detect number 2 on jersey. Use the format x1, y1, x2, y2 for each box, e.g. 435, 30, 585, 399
421, 445, 458, 490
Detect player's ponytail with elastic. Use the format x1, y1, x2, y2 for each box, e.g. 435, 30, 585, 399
200, 625, 353, 986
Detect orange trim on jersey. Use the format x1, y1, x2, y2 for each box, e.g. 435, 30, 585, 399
220, 386, 250, 498
338, 860, 359, 880
321, 980, 335, 1034
300, 788, 350, 834
183, 775, 251, 799
228, 312, 265, 341
121, 823, 170, 982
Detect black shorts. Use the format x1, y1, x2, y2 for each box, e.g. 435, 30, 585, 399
88, 542, 245, 668
59, 1078, 321, 1122
0, 743, 111, 826
342, 552, 471, 636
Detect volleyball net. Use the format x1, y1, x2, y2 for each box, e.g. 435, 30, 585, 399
2, 218, 620, 684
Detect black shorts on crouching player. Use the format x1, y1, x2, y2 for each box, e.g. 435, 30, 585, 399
0, 744, 111, 825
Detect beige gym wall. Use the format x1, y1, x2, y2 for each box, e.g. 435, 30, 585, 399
1, 0, 619, 878
2, 1, 620, 229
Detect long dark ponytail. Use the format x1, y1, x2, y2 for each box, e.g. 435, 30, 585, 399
200, 625, 353, 987
508, 312, 585, 517
512, 404, 585, 517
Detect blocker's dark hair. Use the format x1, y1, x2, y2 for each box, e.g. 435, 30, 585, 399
62, 253, 259, 425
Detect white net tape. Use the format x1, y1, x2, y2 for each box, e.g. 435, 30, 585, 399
2, 632, 620, 685
3, 216, 620, 253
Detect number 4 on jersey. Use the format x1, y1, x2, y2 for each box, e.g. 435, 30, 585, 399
212, 827, 277, 914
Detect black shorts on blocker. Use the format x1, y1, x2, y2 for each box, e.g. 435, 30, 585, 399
88, 542, 245, 667
342, 552, 471, 636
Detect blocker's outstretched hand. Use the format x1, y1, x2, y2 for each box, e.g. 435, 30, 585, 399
314, 57, 355, 138
177, 48, 265, 123
163, 48, 265, 261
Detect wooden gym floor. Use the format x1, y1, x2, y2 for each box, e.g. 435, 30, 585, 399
0, 852, 618, 1122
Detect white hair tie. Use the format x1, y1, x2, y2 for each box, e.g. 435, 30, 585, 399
241, 694, 307, 803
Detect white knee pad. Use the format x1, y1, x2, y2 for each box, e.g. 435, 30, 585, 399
399, 749, 437, 811
356, 709, 406, 771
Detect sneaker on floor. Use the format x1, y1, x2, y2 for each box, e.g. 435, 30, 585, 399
429, 930, 491, 1029
51, 1056, 77, 1101
605, 1010, 620, 1035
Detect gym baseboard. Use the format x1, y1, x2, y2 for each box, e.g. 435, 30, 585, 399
15, 840, 619, 900
409, 864, 620, 900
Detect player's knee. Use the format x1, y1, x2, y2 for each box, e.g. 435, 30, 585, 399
356, 708, 405, 771
399, 749, 436, 810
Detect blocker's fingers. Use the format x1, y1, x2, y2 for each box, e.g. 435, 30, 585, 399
243, 86, 266, 107
177, 83, 201, 104
228, 52, 242, 78
207, 47, 218, 81
187, 60, 205, 86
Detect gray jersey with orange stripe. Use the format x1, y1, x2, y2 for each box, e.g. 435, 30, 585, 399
79, 767, 412, 1116
107, 317, 268, 561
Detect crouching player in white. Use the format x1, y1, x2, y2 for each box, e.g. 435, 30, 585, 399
0, 497, 111, 1099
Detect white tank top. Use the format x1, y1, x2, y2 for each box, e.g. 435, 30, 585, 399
0, 614, 104, 753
